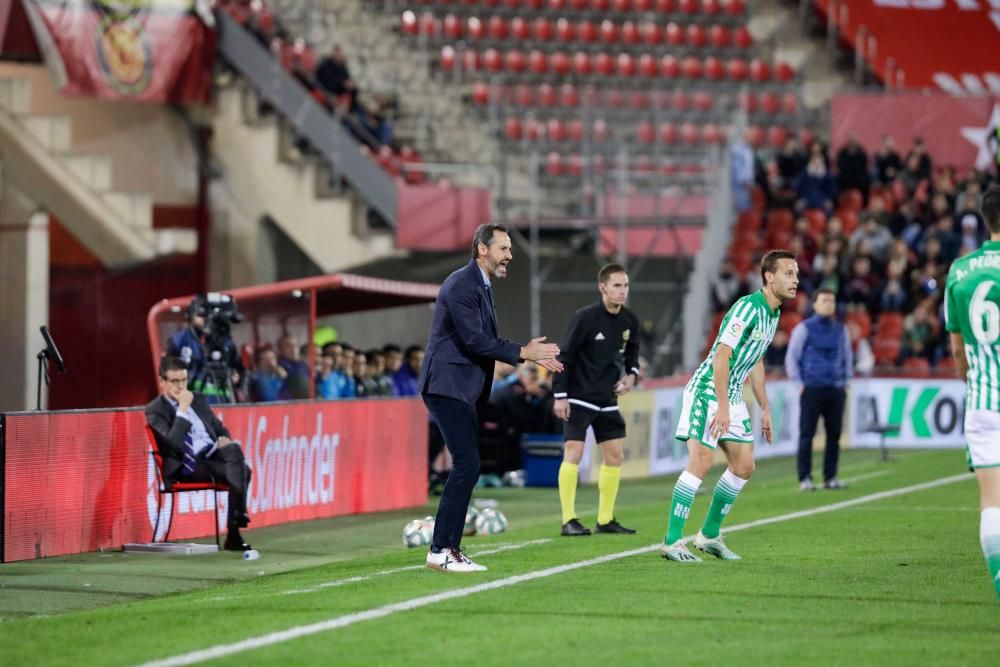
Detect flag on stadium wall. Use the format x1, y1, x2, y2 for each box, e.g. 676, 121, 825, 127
22, 0, 216, 104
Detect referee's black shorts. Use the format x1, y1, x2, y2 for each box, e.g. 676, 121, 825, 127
563, 402, 626, 443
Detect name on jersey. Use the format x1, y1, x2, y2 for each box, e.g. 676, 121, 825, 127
968, 253, 1000, 273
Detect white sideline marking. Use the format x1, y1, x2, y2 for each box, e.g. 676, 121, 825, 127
136, 473, 973, 667
839, 471, 891, 484
282, 539, 553, 595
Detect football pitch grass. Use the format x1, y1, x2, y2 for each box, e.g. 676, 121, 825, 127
2, 449, 998, 666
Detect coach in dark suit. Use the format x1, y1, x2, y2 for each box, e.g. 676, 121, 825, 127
145, 356, 253, 551
421, 223, 563, 573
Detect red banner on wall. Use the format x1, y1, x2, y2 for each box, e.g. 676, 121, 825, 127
3, 398, 428, 562
817, 0, 1000, 93
23, 0, 216, 104
831, 93, 1000, 170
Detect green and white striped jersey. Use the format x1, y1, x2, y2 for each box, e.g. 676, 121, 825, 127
687, 289, 781, 405
945, 240, 1000, 411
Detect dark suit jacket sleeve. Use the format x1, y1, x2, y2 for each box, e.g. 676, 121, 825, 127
448, 282, 521, 364
144, 398, 191, 460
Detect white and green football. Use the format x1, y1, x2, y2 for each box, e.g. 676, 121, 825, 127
474, 508, 508, 535
402, 518, 434, 548
464, 507, 480, 536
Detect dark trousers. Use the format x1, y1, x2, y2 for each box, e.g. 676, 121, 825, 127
182, 444, 252, 527
798, 386, 846, 482
423, 393, 480, 550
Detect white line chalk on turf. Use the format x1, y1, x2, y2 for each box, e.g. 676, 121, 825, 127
840, 471, 890, 484
136, 473, 972, 667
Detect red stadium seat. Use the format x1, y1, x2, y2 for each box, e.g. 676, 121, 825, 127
732, 26, 752, 49
594, 51, 614, 75
759, 91, 780, 115
727, 58, 748, 81
622, 21, 640, 45
534, 17, 555, 41
440, 45, 456, 71
472, 81, 490, 104
750, 58, 771, 82
613, 0, 631, 11
878, 313, 905, 336
639, 53, 658, 77
546, 152, 564, 175
709, 25, 729, 48
511, 16, 529, 40
505, 117, 523, 140
467, 16, 485, 40
678, 0, 698, 13
578, 20, 597, 43
680, 122, 700, 145
629, 90, 650, 109
671, 89, 690, 110
600, 20, 619, 44
681, 56, 702, 79
462, 49, 481, 72
606, 89, 626, 107
660, 54, 680, 78
529, 49, 547, 74
839, 189, 863, 212
637, 121, 655, 143
504, 0, 522, 7
724, 0, 745, 16
483, 48, 503, 71
659, 121, 678, 144
656, 0, 675, 11
592, 0, 611, 9
547, 118, 567, 142
693, 91, 713, 112
566, 120, 583, 142
617, 52, 636, 77
488, 16, 508, 40
560, 83, 580, 106
538, 82, 557, 106
420, 12, 439, 37
704, 56, 723, 80
780, 312, 803, 334
550, 51, 571, 75
874, 339, 901, 367
641, 21, 661, 45
845, 311, 872, 338
775, 62, 796, 82
593, 119, 609, 142
803, 207, 827, 233
549, 0, 568, 9
401, 11, 418, 36
635, 0, 654, 10
702, 0, 720, 15
554, 17, 572, 42
836, 208, 859, 234
665, 22, 684, 46
573, 51, 592, 75
525, 119, 544, 141
505, 49, 526, 72
571, 0, 588, 9
444, 13, 462, 39
782, 93, 797, 115
513, 83, 535, 106
687, 24, 707, 48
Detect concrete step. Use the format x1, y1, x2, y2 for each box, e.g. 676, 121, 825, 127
19, 115, 71, 152
59, 153, 113, 192
103, 191, 153, 229
0, 77, 31, 114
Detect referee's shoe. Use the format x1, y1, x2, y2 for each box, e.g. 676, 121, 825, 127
595, 518, 637, 534
561, 518, 591, 536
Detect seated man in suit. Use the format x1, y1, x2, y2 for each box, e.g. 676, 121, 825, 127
145, 356, 253, 551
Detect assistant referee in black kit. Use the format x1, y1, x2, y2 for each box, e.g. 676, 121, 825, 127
552, 263, 641, 536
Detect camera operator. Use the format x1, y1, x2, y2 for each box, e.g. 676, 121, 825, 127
167, 293, 245, 405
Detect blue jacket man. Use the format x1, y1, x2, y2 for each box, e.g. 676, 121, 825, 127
786, 288, 853, 490
420, 223, 562, 573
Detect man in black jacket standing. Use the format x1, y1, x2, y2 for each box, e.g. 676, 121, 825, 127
553, 264, 641, 536
145, 356, 253, 551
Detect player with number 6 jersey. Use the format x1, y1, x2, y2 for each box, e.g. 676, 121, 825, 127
945, 184, 1000, 601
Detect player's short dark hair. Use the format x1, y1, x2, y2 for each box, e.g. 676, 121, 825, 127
981, 185, 1000, 234
812, 287, 836, 303
760, 249, 797, 283
159, 356, 188, 379
471, 223, 509, 260
598, 263, 628, 283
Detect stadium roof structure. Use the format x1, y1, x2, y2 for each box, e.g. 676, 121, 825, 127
146, 273, 440, 396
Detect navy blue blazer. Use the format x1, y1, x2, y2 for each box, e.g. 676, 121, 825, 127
420, 260, 522, 406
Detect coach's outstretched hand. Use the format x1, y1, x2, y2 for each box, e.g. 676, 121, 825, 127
521, 337, 564, 373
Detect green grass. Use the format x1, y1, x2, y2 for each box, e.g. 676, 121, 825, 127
1, 449, 998, 666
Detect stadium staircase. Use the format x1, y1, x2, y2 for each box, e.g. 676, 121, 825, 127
0, 71, 169, 267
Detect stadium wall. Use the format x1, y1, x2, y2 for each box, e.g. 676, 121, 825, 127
1, 397, 427, 563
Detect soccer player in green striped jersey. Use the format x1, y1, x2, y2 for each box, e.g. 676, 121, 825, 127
662, 250, 799, 562
945, 184, 1000, 601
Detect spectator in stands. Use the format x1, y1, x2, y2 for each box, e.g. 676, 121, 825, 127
843, 256, 882, 314
249, 346, 289, 402
847, 320, 875, 376
366, 348, 395, 396
315, 347, 339, 399
316, 45, 357, 109
764, 329, 789, 369
730, 135, 755, 213
492, 361, 518, 390
795, 150, 838, 214
277, 335, 311, 399
890, 199, 919, 238
849, 214, 893, 263
776, 136, 807, 189
901, 301, 935, 362
835, 136, 870, 199
875, 135, 902, 184
899, 153, 927, 199
794, 216, 820, 265
711, 258, 743, 311
881, 263, 909, 313
354, 350, 380, 398
383, 343, 403, 376
786, 288, 851, 491
906, 137, 933, 181
489, 362, 559, 446
960, 214, 985, 256
393, 345, 424, 396
146, 357, 253, 551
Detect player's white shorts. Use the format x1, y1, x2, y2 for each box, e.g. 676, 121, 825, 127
675, 388, 753, 450
965, 409, 1000, 469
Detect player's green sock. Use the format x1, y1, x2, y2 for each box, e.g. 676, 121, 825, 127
665, 471, 702, 545
980, 507, 1000, 601
701, 469, 748, 539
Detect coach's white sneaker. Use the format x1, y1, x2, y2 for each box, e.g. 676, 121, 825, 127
426, 547, 488, 573
694, 531, 742, 561
660, 542, 702, 562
